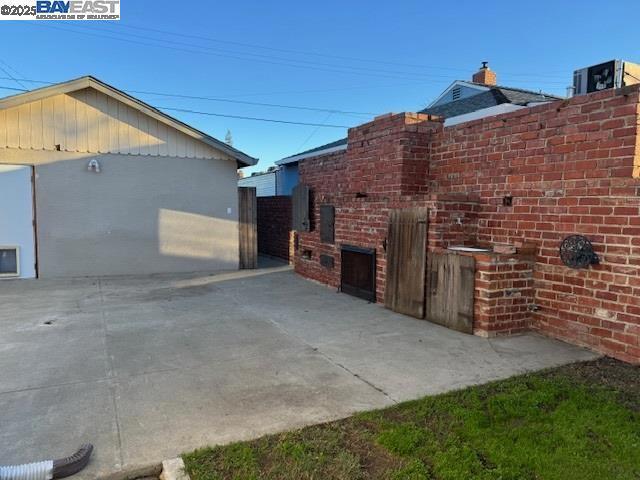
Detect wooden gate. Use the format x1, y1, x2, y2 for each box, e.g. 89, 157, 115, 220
384, 208, 428, 318
238, 187, 257, 269
291, 184, 310, 232
426, 252, 475, 333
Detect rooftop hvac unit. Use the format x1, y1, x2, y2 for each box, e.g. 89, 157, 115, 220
573, 59, 640, 96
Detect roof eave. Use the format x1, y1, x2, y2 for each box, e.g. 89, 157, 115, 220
276, 143, 348, 165
0, 75, 258, 167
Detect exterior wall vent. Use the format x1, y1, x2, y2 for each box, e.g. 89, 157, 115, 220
452, 86, 461, 101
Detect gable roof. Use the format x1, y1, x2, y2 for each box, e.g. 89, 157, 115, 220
0, 76, 258, 167
421, 80, 561, 118
427, 80, 490, 107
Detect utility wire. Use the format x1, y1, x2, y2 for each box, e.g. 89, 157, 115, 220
81, 23, 571, 84
0, 74, 434, 100
25, 23, 450, 82
126, 89, 378, 117
0, 85, 26, 92
155, 106, 350, 128
24, 23, 567, 86
111, 23, 568, 79
296, 112, 335, 151
0, 61, 27, 89
0, 84, 350, 128
0, 75, 379, 117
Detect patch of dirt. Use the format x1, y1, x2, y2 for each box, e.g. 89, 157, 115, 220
546, 357, 640, 410
340, 420, 402, 479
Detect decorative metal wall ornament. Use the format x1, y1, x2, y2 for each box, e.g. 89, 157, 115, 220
559, 235, 599, 269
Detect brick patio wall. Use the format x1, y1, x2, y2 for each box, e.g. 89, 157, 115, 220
296, 85, 640, 363
429, 86, 640, 363
473, 252, 536, 337
257, 196, 293, 262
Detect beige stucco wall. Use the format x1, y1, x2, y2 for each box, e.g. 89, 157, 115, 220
0, 148, 240, 277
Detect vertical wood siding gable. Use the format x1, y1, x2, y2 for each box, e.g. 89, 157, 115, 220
0, 88, 229, 160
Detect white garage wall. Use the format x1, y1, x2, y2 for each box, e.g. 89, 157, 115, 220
0, 165, 36, 279
0, 149, 239, 278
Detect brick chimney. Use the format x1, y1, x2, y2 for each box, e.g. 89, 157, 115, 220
472, 61, 497, 86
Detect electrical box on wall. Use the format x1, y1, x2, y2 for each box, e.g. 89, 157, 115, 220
573, 59, 640, 96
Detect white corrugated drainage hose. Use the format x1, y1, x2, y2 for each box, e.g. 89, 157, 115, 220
0, 444, 92, 480
0, 460, 53, 480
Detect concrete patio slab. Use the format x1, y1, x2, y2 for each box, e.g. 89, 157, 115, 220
0, 258, 598, 478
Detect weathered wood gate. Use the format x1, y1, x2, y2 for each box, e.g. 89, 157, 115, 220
426, 252, 475, 333
384, 208, 428, 318
291, 184, 310, 232
238, 187, 257, 269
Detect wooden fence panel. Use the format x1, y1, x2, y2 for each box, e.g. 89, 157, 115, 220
238, 187, 257, 269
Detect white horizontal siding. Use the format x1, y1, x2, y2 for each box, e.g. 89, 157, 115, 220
238, 172, 276, 197
0, 87, 228, 160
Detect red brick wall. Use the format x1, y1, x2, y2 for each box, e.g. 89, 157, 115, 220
295, 114, 493, 304
429, 86, 640, 362
295, 113, 470, 302
473, 251, 535, 336
257, 196, 292, 262
296, 86, 640, 363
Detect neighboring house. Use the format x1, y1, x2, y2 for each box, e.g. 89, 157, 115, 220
274, 63, 561, 192
275, 139, 346, 195
419, 62, 560, 125
275, 161, 299, 196
0, 76, 257, 279
238, 170, 277, 197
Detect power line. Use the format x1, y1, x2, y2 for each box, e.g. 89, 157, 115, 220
126, 90, 378, 117
0, 75, 379, 116
24, 23, 568, 86
112, 23, 569, 79
0, 74, 435, 100
155, 106, 350, 128
0, 85, 27, 92
88, 23, 571, 84
25, 23, 449, 82
296, 112, 335, 151
0, 60, 27, 89
0, 84, 351, 128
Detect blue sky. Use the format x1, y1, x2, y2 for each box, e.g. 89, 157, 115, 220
1, 0, 639, 173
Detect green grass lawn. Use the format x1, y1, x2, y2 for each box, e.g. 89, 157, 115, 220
182, 358, 640, 480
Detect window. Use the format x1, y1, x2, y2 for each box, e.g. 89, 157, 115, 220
0, 247, 19, 277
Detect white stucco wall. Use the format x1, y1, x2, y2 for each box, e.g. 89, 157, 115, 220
0, 164, 36, 278
0, 149, 239, 277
